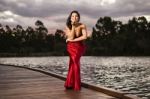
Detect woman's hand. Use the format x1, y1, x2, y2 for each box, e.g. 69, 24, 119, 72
71, 22, 76, 28
66, 38, 74, 43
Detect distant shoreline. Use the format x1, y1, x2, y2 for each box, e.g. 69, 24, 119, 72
0, 52, 150, 57
0, 52, 66, 57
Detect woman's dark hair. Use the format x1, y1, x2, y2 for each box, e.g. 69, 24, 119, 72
66, 10, 80, 30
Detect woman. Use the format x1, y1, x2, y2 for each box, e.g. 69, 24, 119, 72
64, 10, 87, 91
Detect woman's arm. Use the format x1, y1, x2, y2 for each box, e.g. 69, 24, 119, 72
65, 26, 75, 40
67, 24, 87, 42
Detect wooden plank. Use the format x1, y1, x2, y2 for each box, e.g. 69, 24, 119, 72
0, 65, 117, 99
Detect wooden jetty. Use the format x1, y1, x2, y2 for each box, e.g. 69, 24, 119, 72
0, 65, 140, 99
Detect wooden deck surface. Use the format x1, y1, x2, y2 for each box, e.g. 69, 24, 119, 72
0, 65, 117, 99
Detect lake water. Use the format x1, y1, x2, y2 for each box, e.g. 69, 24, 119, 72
0, 56, 150, 99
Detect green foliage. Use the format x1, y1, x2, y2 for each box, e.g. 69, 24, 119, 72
0, 20, 55, 55
89, 16, 150, 56
0, 16, 150, 56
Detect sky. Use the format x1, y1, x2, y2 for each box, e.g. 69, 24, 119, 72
0, 0, 150, 34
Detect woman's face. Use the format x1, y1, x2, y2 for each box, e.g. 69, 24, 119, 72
71, 12, 79, 23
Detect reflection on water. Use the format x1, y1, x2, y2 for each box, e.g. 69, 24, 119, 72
0, 56, 150, 99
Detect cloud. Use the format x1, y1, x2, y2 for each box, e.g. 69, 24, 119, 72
0, 0, 150, 32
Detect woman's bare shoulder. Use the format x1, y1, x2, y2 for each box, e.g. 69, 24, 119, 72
79, 23, 86, 29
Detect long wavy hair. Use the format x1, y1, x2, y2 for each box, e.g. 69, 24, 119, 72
66, 10, 80, 30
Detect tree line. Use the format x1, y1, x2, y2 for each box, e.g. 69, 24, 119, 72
0, 20, 65, 56
90, 16, 150, 56
0, 16, 150, 56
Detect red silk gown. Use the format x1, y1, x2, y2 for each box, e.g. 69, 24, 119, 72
64, 41, 86, 91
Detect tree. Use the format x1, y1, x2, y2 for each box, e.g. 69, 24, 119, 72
91, 16, 123, 55
34, 20, 48, 52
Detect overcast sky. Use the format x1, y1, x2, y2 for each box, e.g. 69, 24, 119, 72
0, 0, 150, 33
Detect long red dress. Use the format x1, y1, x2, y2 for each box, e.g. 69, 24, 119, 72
64, 41, 86, 91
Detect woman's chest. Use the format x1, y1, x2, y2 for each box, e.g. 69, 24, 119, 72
74, 27, 82, 37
